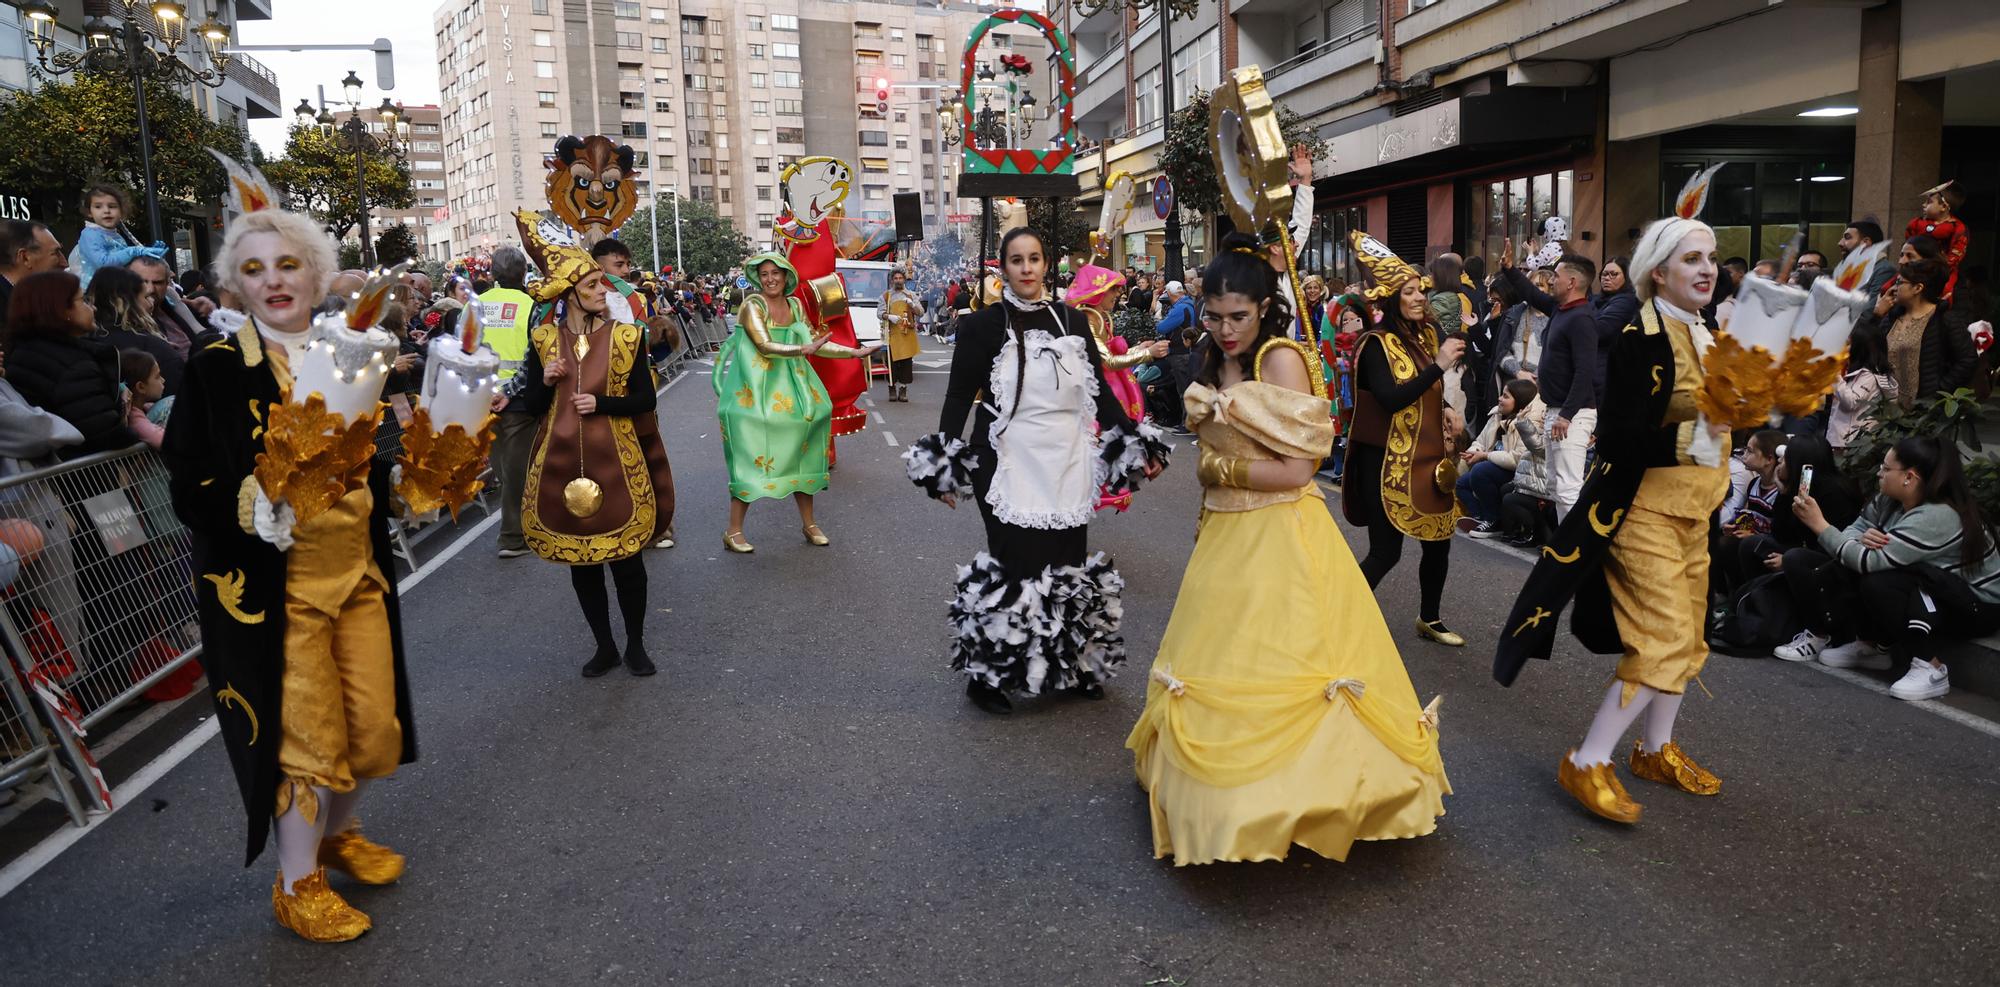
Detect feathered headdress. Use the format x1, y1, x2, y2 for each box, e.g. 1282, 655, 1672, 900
1673, 162, 1728, 220
514, 209, 601, 303
208, 148, 281, 221
1350, 231, 1428, 301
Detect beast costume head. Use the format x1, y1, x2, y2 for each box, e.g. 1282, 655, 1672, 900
545, 135, 639, 243
779, 157, 852, 228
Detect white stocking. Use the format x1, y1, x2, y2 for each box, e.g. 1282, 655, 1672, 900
322, 780, 369, 836
1571, 682, 1656, 767
1641, 691, 1684, 753
273, 784, 331, 893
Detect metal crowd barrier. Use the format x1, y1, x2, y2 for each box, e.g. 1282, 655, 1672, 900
0, 445, 196, 822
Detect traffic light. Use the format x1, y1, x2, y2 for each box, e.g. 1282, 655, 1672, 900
874, 77, 891, 116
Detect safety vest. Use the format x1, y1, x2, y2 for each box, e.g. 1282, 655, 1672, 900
474, 286, 535, 380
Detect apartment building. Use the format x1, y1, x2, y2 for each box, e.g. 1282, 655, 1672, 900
1063, 0, 2000, 284
432, 0, 1045, 260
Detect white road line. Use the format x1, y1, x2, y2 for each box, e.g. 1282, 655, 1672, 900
883, 431, 899, 447
872, 412, 885, 425
0, 717, 219, 898
1802, 662, 2000, 739
0, 374, 661, 900
0, 692, 199, 830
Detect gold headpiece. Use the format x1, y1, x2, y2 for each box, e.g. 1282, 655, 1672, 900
1349, 232, 1429, 301
514, 209, 602, 303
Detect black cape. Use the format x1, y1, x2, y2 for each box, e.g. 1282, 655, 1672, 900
161, 320, 416, 866
1493, 299, 1696, 686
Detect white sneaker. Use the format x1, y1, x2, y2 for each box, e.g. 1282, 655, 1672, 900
1773, 630, 1829, 662
1889, 659, 1950, 701
1817, 639, 1892, 671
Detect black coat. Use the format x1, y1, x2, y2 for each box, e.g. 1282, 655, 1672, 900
3, 331, 137, 457
1495, 298, 1691, 686
161, 322, 416, 866
1860, 304, 1977, 404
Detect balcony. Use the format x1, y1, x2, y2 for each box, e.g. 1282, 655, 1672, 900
1263, 24, 1379, 110
1074, 42, 1126, 123
234, 0, 275, 21
224, 51, 282, 119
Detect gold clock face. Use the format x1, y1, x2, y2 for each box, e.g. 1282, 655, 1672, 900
1209, 66, 1293, 234
564, 477, 604, 519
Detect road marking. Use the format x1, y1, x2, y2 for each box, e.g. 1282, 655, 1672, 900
0, 692, 198, 830
883, 431, 899, 447
872, 412, 885, 425
0, 716, 219, 899
1802, 662, 2000, 739
0, 378, 690, 900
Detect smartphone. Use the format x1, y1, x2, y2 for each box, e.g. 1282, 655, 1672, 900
1800, 464, 1815, 496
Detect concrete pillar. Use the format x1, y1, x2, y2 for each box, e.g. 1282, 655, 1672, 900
1852, 3, 1945, 231
1604, 136, 1661, 260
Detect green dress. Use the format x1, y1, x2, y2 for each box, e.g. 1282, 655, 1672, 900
714, 294, 832, 502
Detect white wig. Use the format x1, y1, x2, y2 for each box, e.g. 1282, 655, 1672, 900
1629, 216, 1715, 303
214, 209, 338, 299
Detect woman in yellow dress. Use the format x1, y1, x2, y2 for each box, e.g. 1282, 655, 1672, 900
1126, 234, 1449, 865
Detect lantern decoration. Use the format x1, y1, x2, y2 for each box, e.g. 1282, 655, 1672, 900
958, 7, 1081, 197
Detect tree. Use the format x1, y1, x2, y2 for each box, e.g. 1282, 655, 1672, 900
263, 124, 415, 242
0, 71, 248, 241
613, 197, 754, 278
1159, 87, 1329, 224
374, 224, 422, 267
1027, 197, 1093, 263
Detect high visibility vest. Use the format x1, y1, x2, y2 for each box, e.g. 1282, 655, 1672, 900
474, 286, 535, 380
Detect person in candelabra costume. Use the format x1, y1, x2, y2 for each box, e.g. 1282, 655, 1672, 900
902, 227, 1170, 715
511, 210, 673, 678
1495, 213, 1731, 825
1125, 233, 1448, 865
1341, 232, 1470, 647
161, 169, 415, 942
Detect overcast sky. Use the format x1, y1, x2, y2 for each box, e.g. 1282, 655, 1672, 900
239, 2, 444, 156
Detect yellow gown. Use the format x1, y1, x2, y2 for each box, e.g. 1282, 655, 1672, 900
1126, 349, 1450, 866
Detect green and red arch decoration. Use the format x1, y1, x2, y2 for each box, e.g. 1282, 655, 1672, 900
958, 7, 1080, 193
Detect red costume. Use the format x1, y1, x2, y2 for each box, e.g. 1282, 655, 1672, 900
778, 216, 868, 438
1906, 215, 1970, 301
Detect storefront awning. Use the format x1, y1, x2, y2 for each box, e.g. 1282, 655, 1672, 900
1318, 83, 1598, 198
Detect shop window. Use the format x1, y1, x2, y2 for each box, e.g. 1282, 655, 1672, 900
1662, 158, 1851, 265
1466, 168, 1576, 270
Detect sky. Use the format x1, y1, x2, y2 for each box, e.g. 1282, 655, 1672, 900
239, 1, 444, 156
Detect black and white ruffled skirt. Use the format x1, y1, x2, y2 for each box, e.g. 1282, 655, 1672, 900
948, 550, 1125, 695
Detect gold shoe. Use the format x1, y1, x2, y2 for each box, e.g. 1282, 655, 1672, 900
319, 823, 406, 885
1557, 750, 1642, 824
1415, 619, 1466, 647
802, 524, 831, 547
1628, 740, 1722, 796
723, 531, 754, 553
271, 868, 372, 943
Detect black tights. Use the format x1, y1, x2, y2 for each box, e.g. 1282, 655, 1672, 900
1360, 517, 1451, 622
570, 555, 650, 658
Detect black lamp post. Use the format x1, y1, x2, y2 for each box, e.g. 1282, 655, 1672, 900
297, 80, 409, 267
21, 1, 236, 250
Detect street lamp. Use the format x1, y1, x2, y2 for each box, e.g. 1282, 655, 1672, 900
305, 74, 410, 267
20, 0, 237, 248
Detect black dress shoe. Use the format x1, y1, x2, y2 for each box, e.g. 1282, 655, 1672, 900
1072, 679, 1106, 700
966, 679, 1012, 715
624, 650, 657, 677
581, 647, 620, 678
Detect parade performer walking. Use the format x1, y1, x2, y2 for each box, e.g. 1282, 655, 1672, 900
1126, 233, 1447, 865
776, 157, 869, 448
716, 252, 879, 552
512, 211, 673, 678
879, 268, 923, 402
1066, 262, 1169, 511
903, 227, 1168, 715
162, 168, 418, 942
1342, 232, 1469, 646
1495, 213, 1731, 825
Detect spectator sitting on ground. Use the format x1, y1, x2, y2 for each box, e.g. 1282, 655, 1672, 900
89, 265, 186, 397
1456, 378, 1544, 539
1789, 435, 2000, 700
119, 349, 167, 449
3, 270, 135, 457
1720, 429, 1786, 540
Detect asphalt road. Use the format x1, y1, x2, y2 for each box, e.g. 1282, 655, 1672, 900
3, 351, 1998, 985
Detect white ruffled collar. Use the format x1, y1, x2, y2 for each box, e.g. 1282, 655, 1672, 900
1002, 285, 1051, 311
